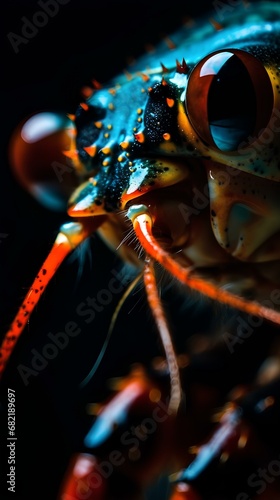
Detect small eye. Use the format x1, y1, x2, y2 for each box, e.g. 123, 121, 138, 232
185, 49, 274, 152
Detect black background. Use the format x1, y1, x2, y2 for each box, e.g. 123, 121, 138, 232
0, 1, 253, 499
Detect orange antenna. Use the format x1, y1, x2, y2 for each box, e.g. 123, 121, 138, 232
0, 218, 103, 379
127, 205, 280, 326
143, 256, 182, 413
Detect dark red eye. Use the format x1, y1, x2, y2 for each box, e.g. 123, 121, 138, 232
185, 49, 274, 152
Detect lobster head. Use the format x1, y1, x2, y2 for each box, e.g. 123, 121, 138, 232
8, 2, 280, 294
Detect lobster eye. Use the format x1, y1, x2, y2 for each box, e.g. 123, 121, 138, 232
185, 49, 273, 152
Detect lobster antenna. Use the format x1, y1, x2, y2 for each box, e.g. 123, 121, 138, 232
80, 272, 142, 388
143, 255, 182, 414
0, 219, 100, 380
127, 204, 280, 327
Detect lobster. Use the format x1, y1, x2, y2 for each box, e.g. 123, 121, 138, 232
1, 0, 280, 498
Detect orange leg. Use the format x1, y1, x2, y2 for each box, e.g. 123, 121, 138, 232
0, 217, 104, 379
143, 256, 182, 413
127, 204, 280, 326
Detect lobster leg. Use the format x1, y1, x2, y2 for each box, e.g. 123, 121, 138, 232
169, 376, 280, 499
0, 216, 105, 379
143, 256, 182, 414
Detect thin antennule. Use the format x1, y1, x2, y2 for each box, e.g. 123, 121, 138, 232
0, 219, 101, 380
143, 256, 182, 414
127, 204, 280, 327
80, 272, 142, 388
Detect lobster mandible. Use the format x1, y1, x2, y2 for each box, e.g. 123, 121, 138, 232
1, 1, 280, 499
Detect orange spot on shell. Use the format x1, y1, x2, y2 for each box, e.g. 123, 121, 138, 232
101, 147, 111, 155
166, 98, 175, 108
163, 133, 171, 141
120, 141, 130, 150
83, 145, 97, 157
94, 121, 103, 129
134, 132, 145, 143
80, 102, 89, 111
89, 177, 98, 186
